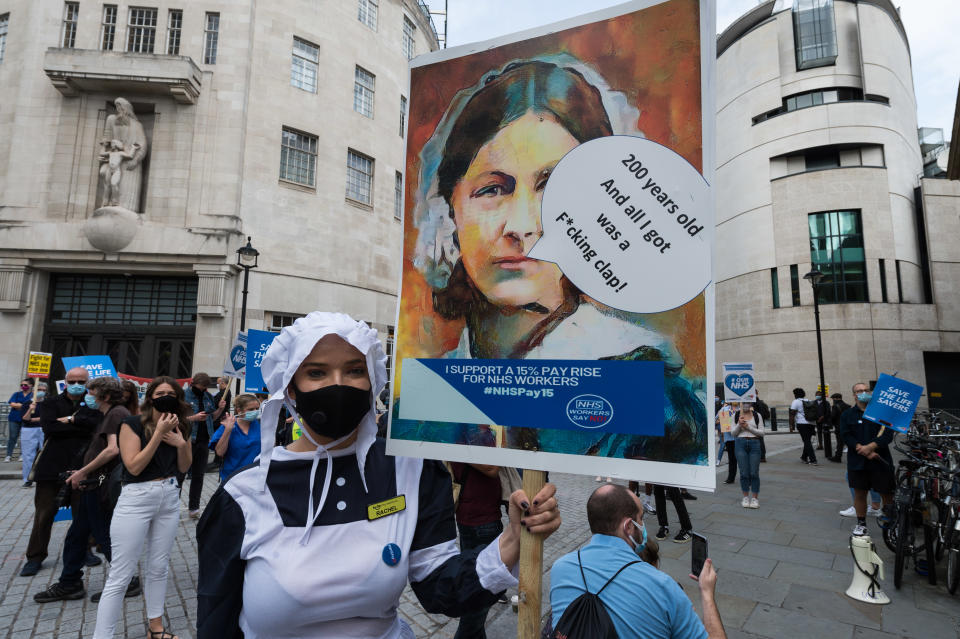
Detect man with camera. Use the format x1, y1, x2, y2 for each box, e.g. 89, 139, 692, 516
19, 367, 101, 577
550, 484, 726, 639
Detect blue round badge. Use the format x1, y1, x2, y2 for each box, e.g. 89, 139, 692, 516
565, 394, 614, 429
382, 543, 402, 567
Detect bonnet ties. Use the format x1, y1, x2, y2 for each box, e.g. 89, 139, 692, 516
297, 424, 353, 546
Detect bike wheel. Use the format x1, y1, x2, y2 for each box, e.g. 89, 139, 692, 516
948, 546, 960, 594
924, 523, 937, 586
895, 509, 912, 589
882, 522, 899, 553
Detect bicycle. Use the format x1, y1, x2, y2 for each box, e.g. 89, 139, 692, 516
885, 434, 960, 589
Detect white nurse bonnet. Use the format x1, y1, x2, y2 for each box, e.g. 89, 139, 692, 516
255, 312, 388, 540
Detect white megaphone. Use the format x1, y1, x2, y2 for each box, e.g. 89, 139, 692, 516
846, 535, 890, 604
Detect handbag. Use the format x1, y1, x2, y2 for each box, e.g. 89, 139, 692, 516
27, 440, 49, 483
498, 466, 522, 503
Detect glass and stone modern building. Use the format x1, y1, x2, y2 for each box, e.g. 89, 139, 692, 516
0, 0, 439, 382
716, 0, 960, 408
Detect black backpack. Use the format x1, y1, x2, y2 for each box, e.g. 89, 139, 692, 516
801, 399, 821, 422
552, 550, 639, 639
754, 399, 770, 421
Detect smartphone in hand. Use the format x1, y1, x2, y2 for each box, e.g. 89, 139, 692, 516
691, 532, 708, 577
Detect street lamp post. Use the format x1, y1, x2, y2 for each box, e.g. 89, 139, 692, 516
235, 236, 260, 395
803, 268, 832, 459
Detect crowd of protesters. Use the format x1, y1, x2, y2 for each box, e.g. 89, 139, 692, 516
4, 335, 899, 638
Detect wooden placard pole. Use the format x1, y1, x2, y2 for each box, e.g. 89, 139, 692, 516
518, 469, 546, 639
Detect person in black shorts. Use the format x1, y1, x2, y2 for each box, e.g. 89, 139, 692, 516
838, 381, 895, 537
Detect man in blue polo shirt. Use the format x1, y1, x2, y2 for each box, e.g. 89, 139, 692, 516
551, 484, 726, 639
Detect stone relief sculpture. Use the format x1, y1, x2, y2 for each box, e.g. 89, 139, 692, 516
87, 97, 149, 253
97, 97, 148, 212
98, 139, 140, 207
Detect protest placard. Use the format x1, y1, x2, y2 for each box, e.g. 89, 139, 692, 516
61, 355, 117, 380
27, 352, 52, 378
118, 373, 192, 400
245, 329, 277, 393
718, 407, 733, 433
223, 331, 247, 378
387, 0, 716, 490
722, 362, 756, 403
863, 374, 924, 433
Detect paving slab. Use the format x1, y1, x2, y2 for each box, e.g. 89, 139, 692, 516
743, 604, 855, 639
782, 584, 883, 629
740, 539, 838, 570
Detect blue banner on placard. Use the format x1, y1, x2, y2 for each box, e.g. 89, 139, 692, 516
245, 329, 278, 393
402, 358, 664, 436
862, 374, 924, 433
62, 355, 117, 380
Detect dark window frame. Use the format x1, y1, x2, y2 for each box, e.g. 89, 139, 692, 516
808, 210, 869, 304
771, 267, 781, 309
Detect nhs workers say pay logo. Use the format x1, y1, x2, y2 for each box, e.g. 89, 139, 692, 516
566, 394, 614, 429
724, 374, 754, 394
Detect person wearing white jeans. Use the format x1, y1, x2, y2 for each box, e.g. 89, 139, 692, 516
94, 376, 192, 639
92, 478, 180, 639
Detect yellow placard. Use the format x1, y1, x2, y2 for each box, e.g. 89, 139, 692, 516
719, 408, 733, 433
27, 352, 52, 378
367, 495, 406, 521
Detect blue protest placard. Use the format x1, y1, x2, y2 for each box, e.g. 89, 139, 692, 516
721, 362, 756, 403
245, 329, 278, 393
400, 359, 665, 437
862, 374, 924, 433
62, 355, 117, 380
223, 331, 247, 378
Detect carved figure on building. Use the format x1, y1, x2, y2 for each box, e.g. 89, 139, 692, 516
98, 139, 140, 207
97, 97, 148, 212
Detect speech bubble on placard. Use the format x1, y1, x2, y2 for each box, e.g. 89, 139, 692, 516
531, 136, 711, 313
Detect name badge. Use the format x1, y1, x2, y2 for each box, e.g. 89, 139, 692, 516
368, 495, 406, 521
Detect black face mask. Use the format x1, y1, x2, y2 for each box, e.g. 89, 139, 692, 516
152, 395, 180, 414
294, 384, 370, 440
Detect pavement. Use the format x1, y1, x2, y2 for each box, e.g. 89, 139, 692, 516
0, 432, 958, 638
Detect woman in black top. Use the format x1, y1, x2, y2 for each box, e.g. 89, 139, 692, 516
92, 377, 192, 639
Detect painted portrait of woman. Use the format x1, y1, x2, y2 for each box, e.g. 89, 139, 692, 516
391, 49, 708, 466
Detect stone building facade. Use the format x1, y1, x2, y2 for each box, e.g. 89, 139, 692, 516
0, 0, 438, 382
716, 0, 960, 408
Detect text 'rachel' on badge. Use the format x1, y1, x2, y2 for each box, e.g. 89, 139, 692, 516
531, 136, 711, 314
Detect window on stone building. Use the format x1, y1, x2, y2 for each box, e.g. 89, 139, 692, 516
127, 7, 158, 53
267, 312, 305, 332
385, 325, 395, 379
394, 171, 403, 220
166, 9, 182, 55
879, 258, 888, 302
804, 148, 840, 171
203, 12, 219, 64
399, 95, 407, 137
0, 14, 9, 64
354, 66, 375, 118
402, 16, 416, 60
808, 210, 868, 304
279, 128, 318, 187
790, 264, 801, 306
358, 0, 378, 30
770, 268, 780, 309
62, 2, 79, 49
291, 37, 319, 93
101, 5, 118, 50
792, 0, 837, 70
346, 149, 374, 205
895, 260, 903, 303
